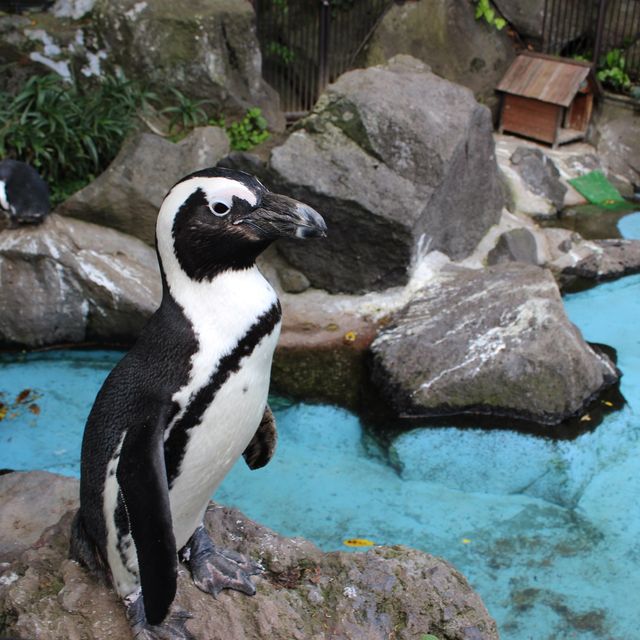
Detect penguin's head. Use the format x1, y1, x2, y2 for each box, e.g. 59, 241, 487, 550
156, 167, 326, 281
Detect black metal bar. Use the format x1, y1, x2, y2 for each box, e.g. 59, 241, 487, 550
541, 0, 551, 52
566, 0, 580, 55
627, 0, 640, 80
612, 0, 625, 54
548, 0, 562, 54
317, 0, 331, 97
593, 0, 610, 65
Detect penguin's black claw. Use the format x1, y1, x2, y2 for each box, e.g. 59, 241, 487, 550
126, 595, 195, 640
182, 525, 262, 598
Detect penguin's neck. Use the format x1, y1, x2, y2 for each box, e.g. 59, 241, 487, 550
160, 253, 279, 354
160, 259, 281, 416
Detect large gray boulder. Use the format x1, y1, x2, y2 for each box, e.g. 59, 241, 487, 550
509, 146, 567, 213
57, 126, 230, 245
266, 56, 503, 294
92, 0, 285, 131
494, 135, 600, 218
492, 0, 546, 40
0, 471, 499, 640
357, 0, 515, 109
370, 262, 619, 426
0, 214, 161, 347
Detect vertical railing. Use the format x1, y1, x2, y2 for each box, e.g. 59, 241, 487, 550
541, 0, 640, 82
256, 0, 393, 117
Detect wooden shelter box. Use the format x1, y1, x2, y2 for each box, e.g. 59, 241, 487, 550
497, 52, 600, 148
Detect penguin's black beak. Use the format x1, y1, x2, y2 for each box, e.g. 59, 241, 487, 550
241, 192, 327, 240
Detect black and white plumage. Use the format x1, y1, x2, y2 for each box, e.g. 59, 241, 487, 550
0, 159, 50, 226
69, 167, 326, 639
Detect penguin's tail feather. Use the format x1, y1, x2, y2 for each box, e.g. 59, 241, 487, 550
69, 510, 109, 582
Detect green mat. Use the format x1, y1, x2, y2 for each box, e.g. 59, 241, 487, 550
568, 170, 627, 210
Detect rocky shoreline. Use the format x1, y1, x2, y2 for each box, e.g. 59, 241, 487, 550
0, 471, 499, 640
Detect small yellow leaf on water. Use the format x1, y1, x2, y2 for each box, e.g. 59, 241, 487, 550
343, 538, 374, 548
461, 538, 472, 545
343, 331, 357, 344
580, 414, 592, 422
602, 400, 613, 407
0, 404, 7, 421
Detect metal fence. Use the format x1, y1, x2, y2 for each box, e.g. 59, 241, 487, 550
255, 0, 392, 117
542, 0, 640, 82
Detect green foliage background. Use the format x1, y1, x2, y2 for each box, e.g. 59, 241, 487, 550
0, 74, 270, 206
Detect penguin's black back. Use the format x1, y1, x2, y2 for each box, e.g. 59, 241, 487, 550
0, 159, 50, 224
77, 292, 198, 557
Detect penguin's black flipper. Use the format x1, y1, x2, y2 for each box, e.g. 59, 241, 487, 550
117, 408, 177, 626
242, 404, 277, 470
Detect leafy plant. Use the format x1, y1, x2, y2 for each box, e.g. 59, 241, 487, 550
161, 88, 211, 133
0, 73, 155, 205
0, 74, 269, 206
597, 48, 631, 92
215, 107, 270, 152
474, 0, 506, 30
266, 41, 295, 65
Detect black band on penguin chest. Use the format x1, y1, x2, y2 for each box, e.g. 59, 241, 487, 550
164, 300, 282, 487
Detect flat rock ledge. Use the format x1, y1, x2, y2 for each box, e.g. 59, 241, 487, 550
0, 214, 161, 347
0, 472, 498, 640
370, 262, 619, 427
561, 238, 640, 285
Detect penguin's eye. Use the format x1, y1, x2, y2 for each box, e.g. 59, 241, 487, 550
210, 201, 231, 216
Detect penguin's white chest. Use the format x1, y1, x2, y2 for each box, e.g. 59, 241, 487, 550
163, 266, 281, 549
168, 324, 280, 548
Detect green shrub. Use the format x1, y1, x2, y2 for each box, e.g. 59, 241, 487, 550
474, 0, 506, 30
220, 107, 270, 152
161, 88, 211, 133
597, 48, 631, 92
0, 73, 155, 205
0, 75, 270, 206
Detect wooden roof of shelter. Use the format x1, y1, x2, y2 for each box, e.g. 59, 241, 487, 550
496, 52, 599, 107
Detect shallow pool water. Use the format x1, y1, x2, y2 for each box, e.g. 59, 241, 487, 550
1, 215, 640, 639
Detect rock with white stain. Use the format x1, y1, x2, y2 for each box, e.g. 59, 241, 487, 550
0, 471, 499, 640
370, 262, 619, 426
0, 214, 160, 347
509, 146, 567, 213
495, 135, 602, 217
561, 238, 640, 286
57, 126, 230, 245
267, 55, 503, 294
51, 0, 97, 19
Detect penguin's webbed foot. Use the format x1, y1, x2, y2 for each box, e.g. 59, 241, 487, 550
126, 594, 195, 640
181, 525, 262, 598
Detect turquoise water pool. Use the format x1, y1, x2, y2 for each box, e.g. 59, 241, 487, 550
1, 212, 639, 639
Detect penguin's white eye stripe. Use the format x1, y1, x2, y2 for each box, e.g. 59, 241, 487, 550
211, 201, 230, 216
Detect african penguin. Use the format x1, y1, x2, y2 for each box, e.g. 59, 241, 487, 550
0, 159, 50, 227
69, 167, 326, 639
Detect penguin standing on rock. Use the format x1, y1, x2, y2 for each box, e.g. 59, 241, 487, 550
69, 167, 326, 639
0, 159, 50, 227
